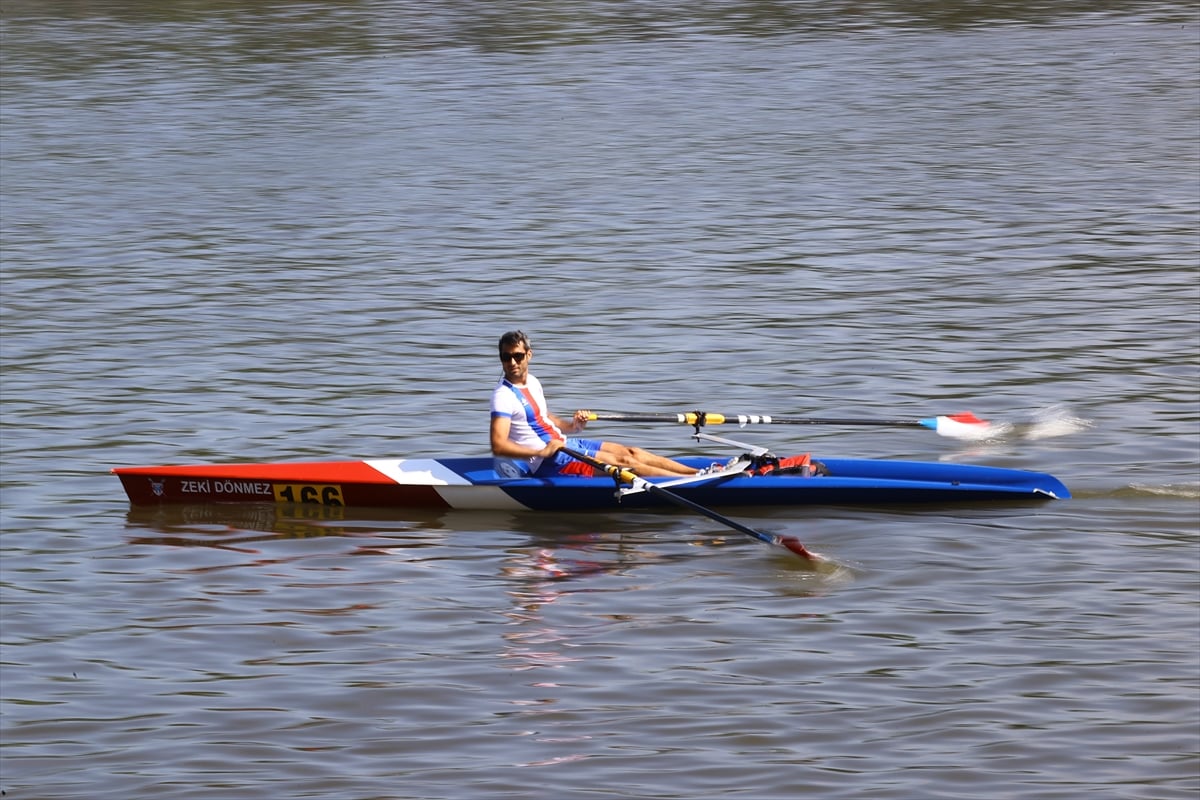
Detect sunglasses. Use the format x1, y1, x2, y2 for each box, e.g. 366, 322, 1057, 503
500, 351, 528, 363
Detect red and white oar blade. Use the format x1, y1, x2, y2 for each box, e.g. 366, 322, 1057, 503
779, 536, 824, 562
919, 412, 996, 440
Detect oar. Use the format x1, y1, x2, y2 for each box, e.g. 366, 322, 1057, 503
560, 447, 822, 563
586, 410, 994, 440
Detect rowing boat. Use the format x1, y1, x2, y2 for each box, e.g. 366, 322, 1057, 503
112, 453, 1070, 511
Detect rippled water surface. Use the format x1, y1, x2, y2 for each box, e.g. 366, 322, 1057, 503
2, 3, 1198, 799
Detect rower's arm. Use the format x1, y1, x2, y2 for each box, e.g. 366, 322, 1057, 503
551, 409, 589, 434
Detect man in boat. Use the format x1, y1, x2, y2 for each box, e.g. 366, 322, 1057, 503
490, 330, 702, 478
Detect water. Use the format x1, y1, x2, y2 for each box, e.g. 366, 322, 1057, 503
2, 3, 1198, 798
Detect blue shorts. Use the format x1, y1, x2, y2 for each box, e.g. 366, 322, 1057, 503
535, 438, 603, 477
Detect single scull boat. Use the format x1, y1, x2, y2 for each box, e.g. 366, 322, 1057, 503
113, 451, 1069, 511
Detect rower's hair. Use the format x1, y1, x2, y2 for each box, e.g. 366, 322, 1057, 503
498, 330, 530, 353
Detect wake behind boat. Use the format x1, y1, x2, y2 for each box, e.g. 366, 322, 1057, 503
113, 452, 1070, 511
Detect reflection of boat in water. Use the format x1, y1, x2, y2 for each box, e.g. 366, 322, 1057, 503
122, 502, 684, 553
124, 503, 467, 555
121, 502, 770, 574
124, 499, 845, 596
122, 503, 736, 591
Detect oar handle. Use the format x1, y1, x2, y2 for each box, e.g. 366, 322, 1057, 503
587, 411, 726, 424
560, 446, 640, 484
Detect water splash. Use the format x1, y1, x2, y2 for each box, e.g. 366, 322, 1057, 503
967, 405, 1092, 444
1016, 405, 1095, 441
1126, 482, 1200, 500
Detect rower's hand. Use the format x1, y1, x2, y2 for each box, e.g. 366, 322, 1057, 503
540, 439, 565, 458
573, 410, 590, 431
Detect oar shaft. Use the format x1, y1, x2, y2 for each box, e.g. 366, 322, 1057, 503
588, 411, 923, 427
560, 447, 819, 561
586, 411, 996, 440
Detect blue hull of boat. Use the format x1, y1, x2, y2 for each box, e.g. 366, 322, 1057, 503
451, 456, 1070, 510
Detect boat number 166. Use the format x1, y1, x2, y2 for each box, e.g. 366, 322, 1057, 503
273, 483, 344, 506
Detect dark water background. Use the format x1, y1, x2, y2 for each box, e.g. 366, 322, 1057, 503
2, 2, 1198, 798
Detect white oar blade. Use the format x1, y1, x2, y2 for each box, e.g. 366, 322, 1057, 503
920, 413, 996, 441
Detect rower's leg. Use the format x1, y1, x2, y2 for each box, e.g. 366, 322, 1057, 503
596, 443, 696, 477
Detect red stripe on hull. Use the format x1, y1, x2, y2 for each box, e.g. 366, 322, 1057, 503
114, 461, 392, 483
113, 462, 453, 509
